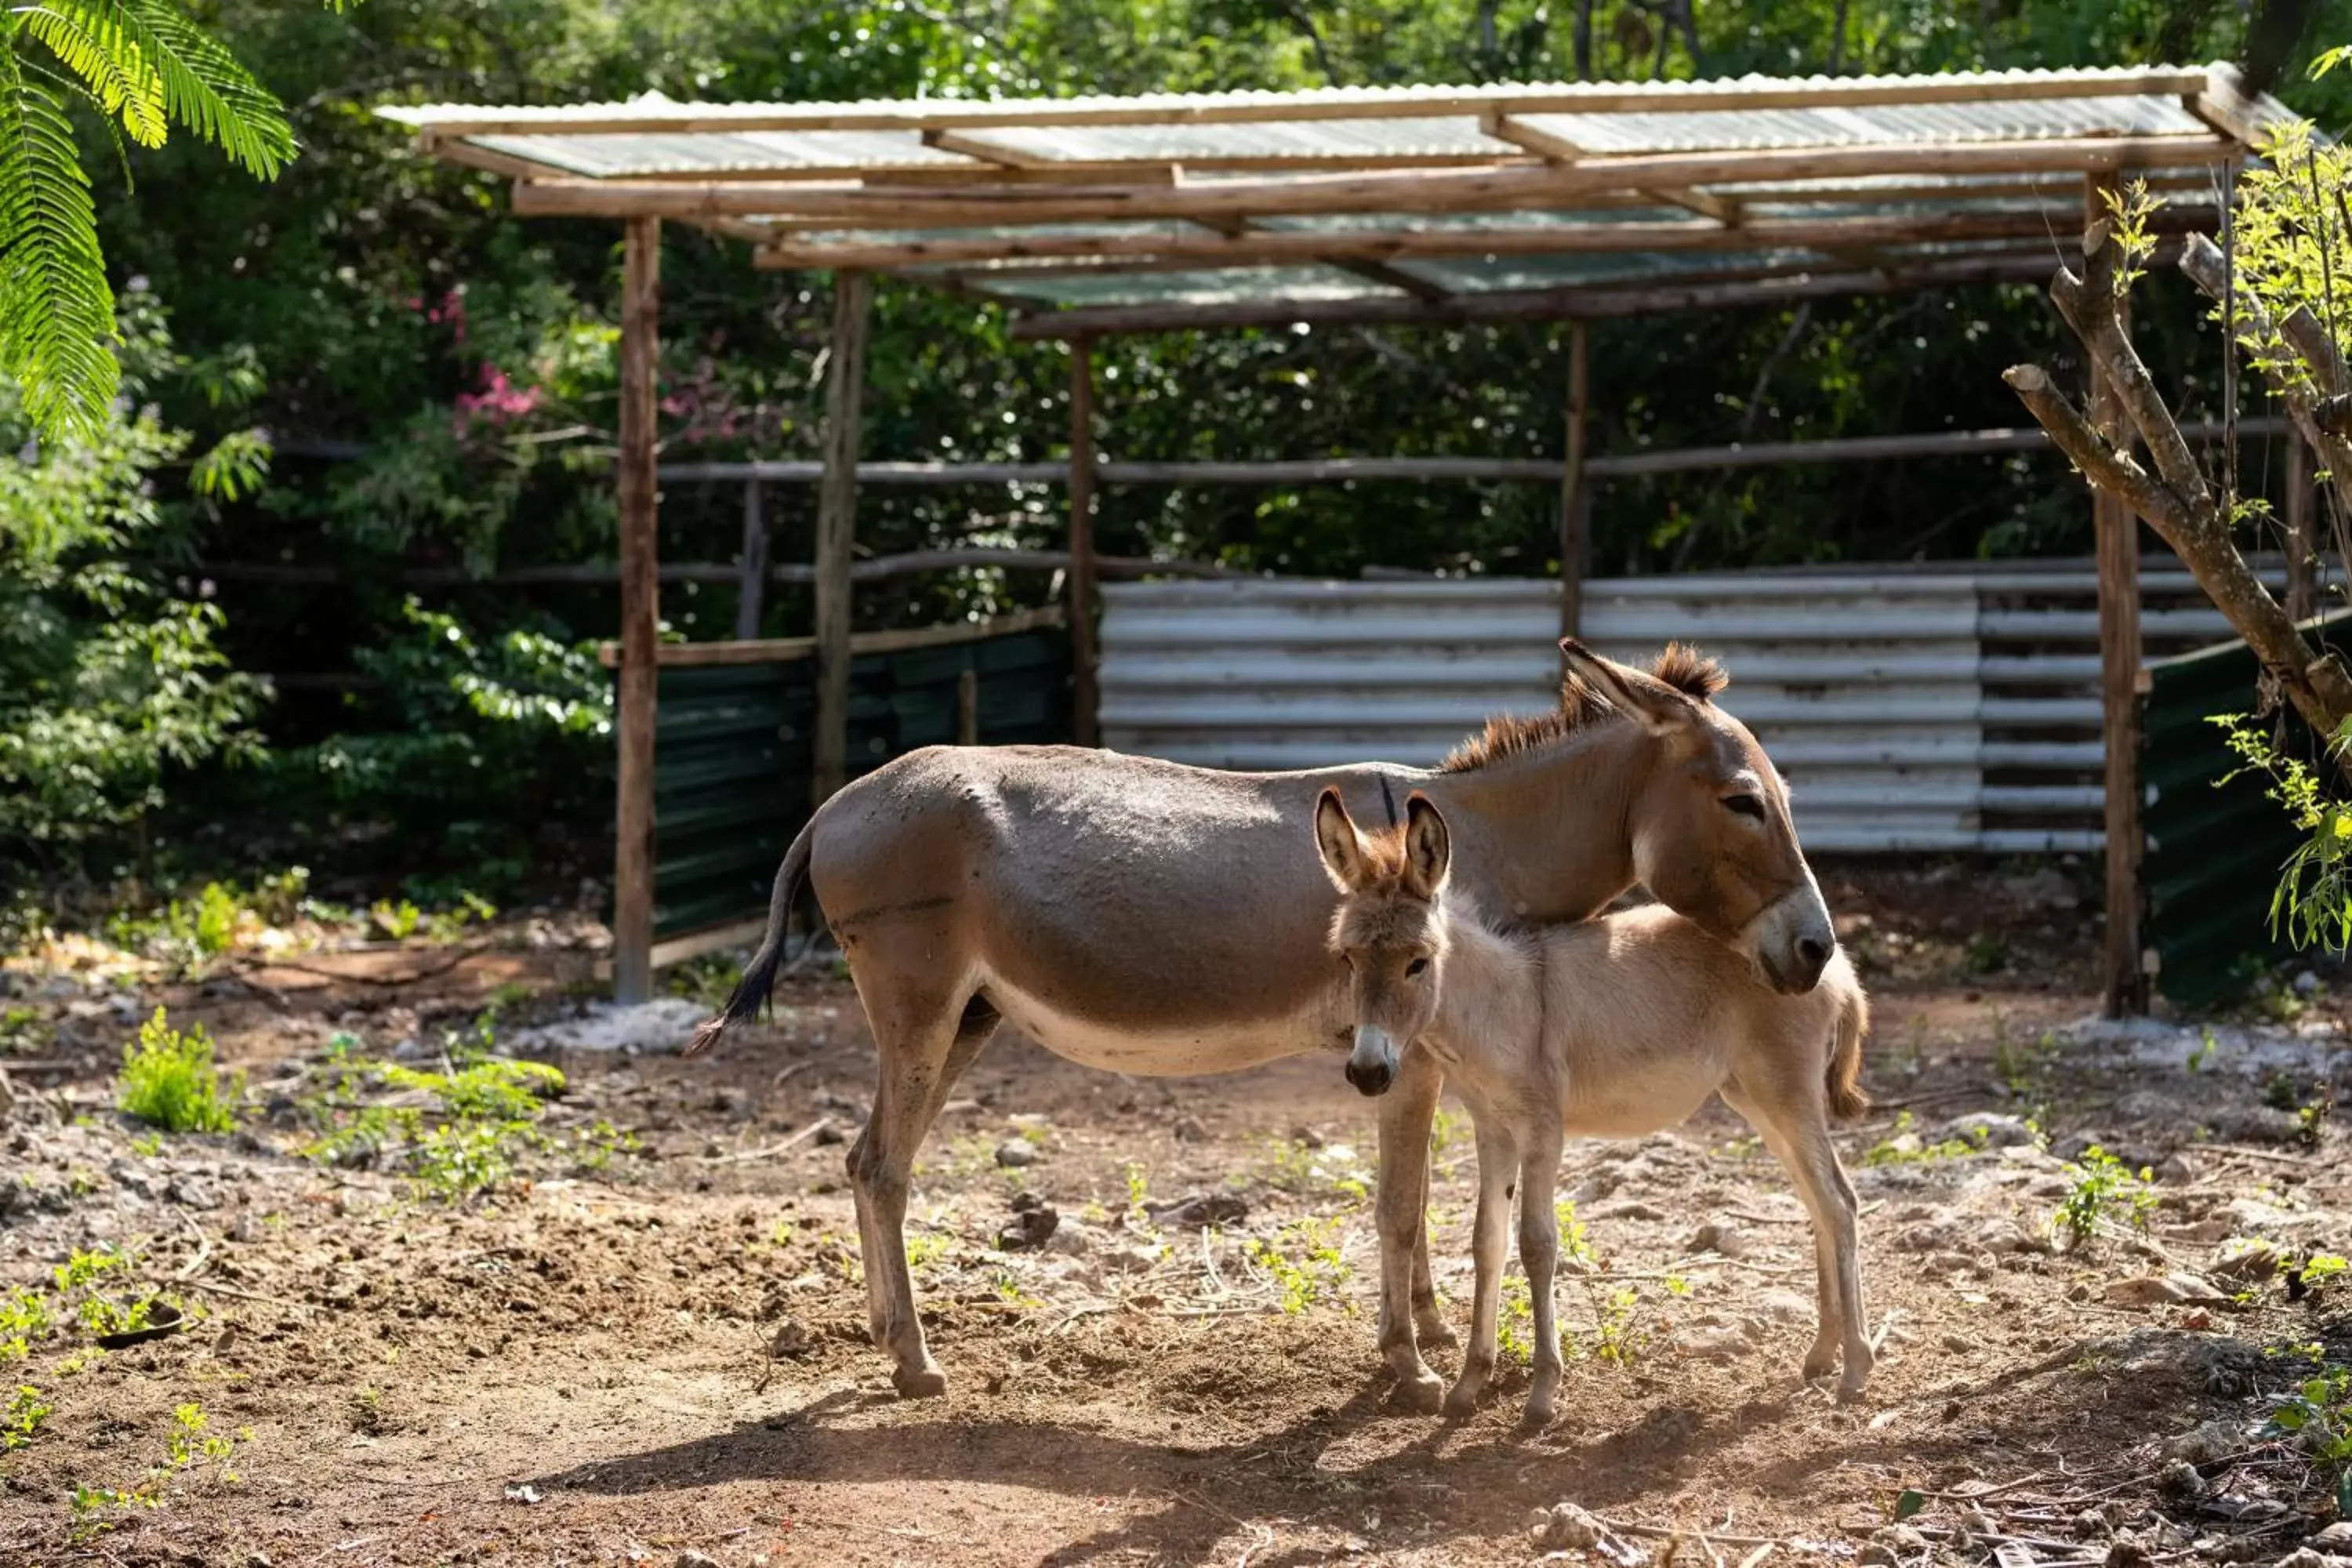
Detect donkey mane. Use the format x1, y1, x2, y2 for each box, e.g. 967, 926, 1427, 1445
1439, 643, 1730, 773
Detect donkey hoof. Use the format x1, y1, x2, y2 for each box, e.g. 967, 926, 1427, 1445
891, 1363, 949, 1399
1441, 1381, 1483, 1419
1519, 1397, 1556, 1432
1836, 1374, 1871, 1405
1416, 1317, 1459, 1351
1801, 1347, 1838, 1382
1392, 1371, 1445, 1414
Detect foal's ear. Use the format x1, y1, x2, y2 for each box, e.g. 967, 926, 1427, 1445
1402, 793, 1451, 900
1314, 787, 1368, 891
1559, 637, 1696, 737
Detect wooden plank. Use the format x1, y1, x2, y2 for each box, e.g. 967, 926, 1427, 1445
2186, 62, 2298, 151
1069, 336, 1100, 746
750, 205, 2121, 271
1006, 255, 2061, 336
613, 216, 662, 1007
2089, 172, 2148, 1018
956, 667, 980, 745
1560, 321, 1589, 639
395, 68, 2215, 137
2288, 430, 2317, 622
651, 916, 774, 973
734, 479, 767, 640
510, 136, 2236, 224
597, 605, 1069, 670
811, 270, 873, 805
1642, 187, 1741, 224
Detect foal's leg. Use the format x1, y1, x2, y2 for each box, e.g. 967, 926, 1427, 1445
847, 977, 997, 1398
1515, 1120, 1567, 1428
1444, 1116, 1519, 1417
1724, 1083, 1872, 1399
1374, 1046, 1446, 1410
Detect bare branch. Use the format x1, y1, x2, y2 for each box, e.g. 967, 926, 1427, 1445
2180, 232, 2352, 504
2000, 365, 2192, 535
2050, 224, 2216, 514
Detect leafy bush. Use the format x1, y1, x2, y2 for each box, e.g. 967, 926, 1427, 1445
116, 1009, 241, 1134
0, 290, 263, 889
256, 598, 612, 894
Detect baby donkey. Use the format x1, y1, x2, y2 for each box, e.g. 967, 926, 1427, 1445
1314, 787, 1874, 1425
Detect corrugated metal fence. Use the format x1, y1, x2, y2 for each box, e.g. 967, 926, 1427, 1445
1098, 561, 2271, 854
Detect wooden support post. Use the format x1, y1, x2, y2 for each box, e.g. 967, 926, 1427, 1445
956, 666, 980, 746
1069, 335, 1100, 746
2088, 175, 2148, 1018
1560, 321, 1590, 639
613, 216, 662, 1006
2288, 429, 2317, 622
735, 478, 768, 641
812, 270, 872, 804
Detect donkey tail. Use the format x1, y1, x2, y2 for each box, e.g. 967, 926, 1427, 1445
1825, 976, 1870, 1123
685, 816, 818, 1057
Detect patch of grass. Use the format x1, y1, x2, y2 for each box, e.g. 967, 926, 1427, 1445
903, 1232, 954, 1276
2053, 1145, 2157, 1250
2, 1385, 49, 1450
370, 898, 423, 940
666, 953, 744, 1013
116, 1008, 241, 1134
298, 1042, 579, 1203
1595, 1285, 1649, 1367
1247, 1218, 1351, 1316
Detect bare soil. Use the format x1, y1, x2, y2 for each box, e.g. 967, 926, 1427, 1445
3, 861, 2351, 1566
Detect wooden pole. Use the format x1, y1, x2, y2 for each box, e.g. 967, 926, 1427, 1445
1560, 321, 1590, 638
812, 270, 872, 804
613, 216, 662, 1005
956, 666, 980, 745
1069, 335, 1100, 746
2087, 174, 2147, 1018
2287, 430, 2317, 622
735, 478, 768, 641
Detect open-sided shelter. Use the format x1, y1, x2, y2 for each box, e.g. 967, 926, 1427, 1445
380, 62, 2292, 1012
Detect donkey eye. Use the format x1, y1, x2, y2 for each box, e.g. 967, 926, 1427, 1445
1406, 957, 1430, 976
1723, 793, 1766, 820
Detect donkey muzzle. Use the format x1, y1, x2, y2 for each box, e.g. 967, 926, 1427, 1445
1345, 1025, 1399, 1097
1749, 881, 1838, 995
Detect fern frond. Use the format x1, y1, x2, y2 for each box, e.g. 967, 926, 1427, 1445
0, 45, 120, 440
19, 5, 165, 148
109, 0, 292, 178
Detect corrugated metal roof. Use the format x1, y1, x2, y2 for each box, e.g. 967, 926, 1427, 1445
380, 62, 2279, 328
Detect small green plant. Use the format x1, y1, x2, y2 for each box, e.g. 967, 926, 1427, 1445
0, 1288, 50, 1360
2, 1385, 50, 1450
1595, 1285, 1648, 1367
904, 1232, 953, 1276
116, 1009, 241, 1134
2301, 1253, 2350, 1288
1250, 1136, 1370, 1202
666, 953, 744, 1013
1555, 1199, 1594, 1269
1123, 1159, 1151, 1223
2267, 1363, 2352, 1517
129, 1131, 163, 1157
2187, 1028, 2220, 1074
55, 1348, 103, 1376
2053, 1145, 2157, 1249
1430, 1105, 1468, 1154
1497, 1275, 1534, 1364
371, 898, 423, 941
164, 1403, 240, 1477
1247, 1218, 1350, 1315
1961, 931, 2008, 975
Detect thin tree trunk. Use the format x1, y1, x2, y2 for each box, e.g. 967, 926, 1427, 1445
1573, 0, 1593, 79
1828, 0, 1851, 73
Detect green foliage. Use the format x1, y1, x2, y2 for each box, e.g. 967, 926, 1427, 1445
0, 0, 303, 441
0, 1288, 49, 1359
2267, 1363, 2352, 1518
2053, 1145, 2158, 1249
2, 1384, 49, 1450
116, 1007, 239, 1133
1247, 1218, 1349, 1315
301, 1038, 579, 1202
0, 289, 260, 880
257, 597, 612, 891
2215, 714, 2352, 953
1863, 1109, 1992, 1166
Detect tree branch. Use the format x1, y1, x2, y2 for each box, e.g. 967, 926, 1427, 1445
2049, 222, 2216, 516
2179, 232, 2352, 511
2004, 362, 2352, 740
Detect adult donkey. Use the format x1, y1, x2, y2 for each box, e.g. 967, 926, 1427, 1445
689, 640, 1834, 1402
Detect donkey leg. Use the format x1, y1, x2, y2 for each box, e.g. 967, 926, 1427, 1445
848, 982, 996, 1398
1444, 1118, 1518, 1417
1397, 1050, 1455, 1349
1374, 1048, 1446, 1409
1515, 1122, 1567, 1428
1728, 1086, 1867, 1396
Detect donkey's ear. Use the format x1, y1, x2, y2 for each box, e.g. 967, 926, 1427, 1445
1559, 637, 1695, 736
1314, 787, 1368, 891
1401, 793, 1451, 899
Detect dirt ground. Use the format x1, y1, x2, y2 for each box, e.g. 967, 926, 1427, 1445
3, 858, 2352, 1566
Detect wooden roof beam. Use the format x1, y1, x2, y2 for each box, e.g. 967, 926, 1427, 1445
2185, 60, 2299, 151
1003, 253, 2074, 338
747, 205, 2211, 272
512, 136, 2240, 225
